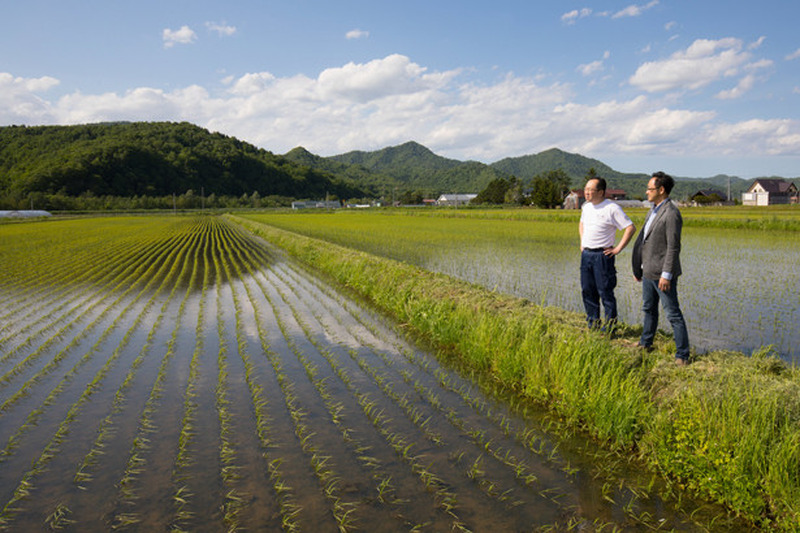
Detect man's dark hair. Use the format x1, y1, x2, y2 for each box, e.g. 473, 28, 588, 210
589, 177, 607, 193
651, 171, 674, 195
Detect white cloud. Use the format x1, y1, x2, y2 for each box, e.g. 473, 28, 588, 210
162, 26, 197, 48
786, 48, 800, 61
629, 38, 752, 93
0, 73, 60, 123
578, 60, 603, 76
746, 58, 774, 70
715, 74, 756, 100
748, 36, 766, 50
612, 0, 659, 19
577, 51, 610, 76
2, 56, 799, 163
346, 29, 369, 40
706, 119, 800, 155
561, 8, 592, 24
664, 21, 677, 31
316, 54, 451, 102
0, 72, 60, 92
206, 22, 237, 37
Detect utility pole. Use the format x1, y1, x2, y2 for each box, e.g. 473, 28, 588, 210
727, 176, 731, 203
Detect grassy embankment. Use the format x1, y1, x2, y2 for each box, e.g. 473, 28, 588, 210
230, 213, 800, 531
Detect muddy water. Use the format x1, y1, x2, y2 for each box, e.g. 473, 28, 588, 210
0, 233, 755, 532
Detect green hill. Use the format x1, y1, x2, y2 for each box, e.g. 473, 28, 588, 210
0, 121, 764, 208
491, 147, 637, 182
0, 122, 369, 205
330, 141, 461, 177
323, 141, 509, 194
284, 146, 395, 193
320, 143, 753, 200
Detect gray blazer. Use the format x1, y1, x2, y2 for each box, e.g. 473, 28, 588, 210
632, 199, 682, 281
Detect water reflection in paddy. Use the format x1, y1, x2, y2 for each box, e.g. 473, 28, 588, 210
421, 228, 799, 363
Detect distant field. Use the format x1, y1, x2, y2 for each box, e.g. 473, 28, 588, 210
242, 206, 800, 361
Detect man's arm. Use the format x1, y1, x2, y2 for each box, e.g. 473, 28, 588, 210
659, 205, 682, 290
605, 223, 636, 256
578, 220, 584, 251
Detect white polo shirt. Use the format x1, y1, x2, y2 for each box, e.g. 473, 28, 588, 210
580, 199, 633, 249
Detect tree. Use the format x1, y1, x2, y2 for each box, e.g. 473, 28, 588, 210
398, 189, 424, 205
504, 176, 526, 205
529, 169, 570, 209
473, 177, 511, 204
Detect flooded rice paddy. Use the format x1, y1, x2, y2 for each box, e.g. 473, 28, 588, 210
422, 228, 799, 363
0, 216, 752, 531
244, 212, 799, 363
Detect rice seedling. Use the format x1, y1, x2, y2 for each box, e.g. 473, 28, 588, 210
0, 223, 207, 528
239, 209, 799, 362
232, 213, 799, 531
0, 214, 767, 531
109, 223, 206, 528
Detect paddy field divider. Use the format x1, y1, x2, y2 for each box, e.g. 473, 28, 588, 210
229, 214, 800, 531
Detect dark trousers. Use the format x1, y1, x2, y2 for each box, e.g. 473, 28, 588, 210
640, 277, 690, 360
580, 249, 617, 327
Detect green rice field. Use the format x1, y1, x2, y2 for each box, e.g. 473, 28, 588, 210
0, 215, 756, 531
240, 207, 800, 363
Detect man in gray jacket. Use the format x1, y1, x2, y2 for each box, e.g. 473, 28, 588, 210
632, 171, 690, 365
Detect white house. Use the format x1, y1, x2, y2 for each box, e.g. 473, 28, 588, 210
291, 200, 341, 209
742, 179, 799, 206
435, 194, 477, 206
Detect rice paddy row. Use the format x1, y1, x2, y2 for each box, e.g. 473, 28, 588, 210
231, 212, 800, 531
1, 214, 749, 531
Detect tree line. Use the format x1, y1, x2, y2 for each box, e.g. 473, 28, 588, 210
472, 169, 573, 208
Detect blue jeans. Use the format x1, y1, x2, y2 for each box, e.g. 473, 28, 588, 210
580, 249, 617, 328
640, 277, 690, 359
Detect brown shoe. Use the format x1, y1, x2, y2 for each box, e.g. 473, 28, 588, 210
675, 358, 688, 366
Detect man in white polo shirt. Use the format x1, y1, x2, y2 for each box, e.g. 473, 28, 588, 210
579, 177, 636, 331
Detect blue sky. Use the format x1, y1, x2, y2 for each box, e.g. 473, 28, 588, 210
2, 1, 800, 179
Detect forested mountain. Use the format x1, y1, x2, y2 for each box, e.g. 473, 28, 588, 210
284, 146, 396, 193
320, 141, 509, 194
319, 143, 752, 200
0, 122, 369, 205
1, 121, 760, 210
492, 149, 751, 199
330, 141, 461, 177
491, 148, 640, 182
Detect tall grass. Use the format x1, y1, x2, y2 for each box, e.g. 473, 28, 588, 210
230, 214, 800, 531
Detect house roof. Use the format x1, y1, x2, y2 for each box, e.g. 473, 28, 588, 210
568, 189, 626, 199
437, 194, 477, 201
692, 189, 727, 200
748, 178, 797, 194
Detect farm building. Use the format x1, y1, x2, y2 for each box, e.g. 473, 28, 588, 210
436, 194, 477, 206
0, 210, 52, 218
291, 200, 341, 209
741, 178, 798, 206
690, 189, 728, 205
563, 188, 627, 209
